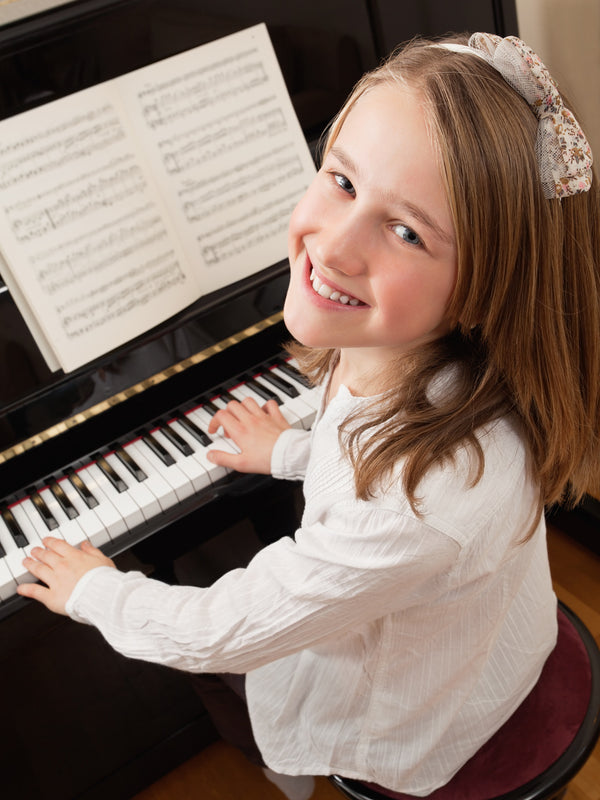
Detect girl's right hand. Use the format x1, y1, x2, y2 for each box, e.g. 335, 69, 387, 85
207, 397, 291, 474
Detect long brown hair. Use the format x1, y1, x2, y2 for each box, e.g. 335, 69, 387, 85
290, 35, 600, 523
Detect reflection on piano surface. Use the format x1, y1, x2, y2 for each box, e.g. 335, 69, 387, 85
0, 1, 516, 798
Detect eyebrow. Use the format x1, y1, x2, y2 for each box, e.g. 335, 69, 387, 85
327, 145, 455, 247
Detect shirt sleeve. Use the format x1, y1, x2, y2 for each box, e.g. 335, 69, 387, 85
270, 427, 313, 480
64, 505, 459, 675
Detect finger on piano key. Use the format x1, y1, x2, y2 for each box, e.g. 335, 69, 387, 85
167, 415, 228, 483
151, 425, 211, 493
104, 451, 161, 522
37, 486, 90, 548
187, 405, 240, 456
61, 474, 112, 547
123, 439, 182, 508
76, 464, 129, 539
228, 382, 303, 430
134, 429, 195, 501
0, 514, 29, 588
84, 462, 145, 532
252, 373, 316, 430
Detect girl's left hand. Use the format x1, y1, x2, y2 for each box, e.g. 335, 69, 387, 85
17, 537, 115, 615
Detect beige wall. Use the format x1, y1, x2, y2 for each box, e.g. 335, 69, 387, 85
515, 0, 600, 161
0, 0, 70, 25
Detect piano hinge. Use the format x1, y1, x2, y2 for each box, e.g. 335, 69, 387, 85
0, 311, 284, 465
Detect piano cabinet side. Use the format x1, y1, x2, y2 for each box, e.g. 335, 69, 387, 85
0, 472, 304, 800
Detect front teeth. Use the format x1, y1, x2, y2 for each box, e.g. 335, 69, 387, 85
310, 269, 361, 306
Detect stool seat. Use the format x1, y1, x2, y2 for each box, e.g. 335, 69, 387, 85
329, 601, 600, 800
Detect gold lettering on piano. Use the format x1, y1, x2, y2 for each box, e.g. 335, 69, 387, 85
0, 311, 283, 465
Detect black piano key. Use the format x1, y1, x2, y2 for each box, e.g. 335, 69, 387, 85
176, 413, 212, 447
201, 400, 220, 417
276, 360, 312, 388
68, 471, 99, 509
140, 430, 176, 466
2, 506, 29, 548
94, 454, 128, 493
259, 370, 300, 398
159, 420, 194, 456
28, 487, 59, 530
246, 377, 282, 405
114, 445, 147, 482
49, 478, 79, 519
0, 540, 5, 558
218, 389, 237, 404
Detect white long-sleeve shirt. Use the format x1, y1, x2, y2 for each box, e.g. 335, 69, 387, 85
66, 383, 557, 795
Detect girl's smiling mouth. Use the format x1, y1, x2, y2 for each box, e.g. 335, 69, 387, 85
309, 268, 366, 306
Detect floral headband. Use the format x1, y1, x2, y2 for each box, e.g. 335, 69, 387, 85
436, 33, 593, 199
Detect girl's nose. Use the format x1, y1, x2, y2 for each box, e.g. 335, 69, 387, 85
312, 213, 368, 276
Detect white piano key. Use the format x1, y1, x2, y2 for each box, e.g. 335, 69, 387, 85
168, 417, 228, 483
0, 557, 17, 601
11, 501, 46, 557
124, 440, 181, 508
21, 496, 64, 544
85, 462, 145, 532
0, 516, 30, 586
132, 433, 194, 501
151, 427, 211, 493
104, 452, 162, 522
61, 476, 112, 547
275, 361, 322, 410
38, 487, 89, 548
76, 465, 128, 539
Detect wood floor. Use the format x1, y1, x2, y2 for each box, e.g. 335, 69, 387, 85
133, 523, 600, 800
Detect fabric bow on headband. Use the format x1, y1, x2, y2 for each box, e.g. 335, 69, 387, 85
440, 33, 593, 199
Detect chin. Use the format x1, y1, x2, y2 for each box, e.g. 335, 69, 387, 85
283, 305, 324, 348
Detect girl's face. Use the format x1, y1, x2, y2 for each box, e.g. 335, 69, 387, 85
285, 83, 458, 378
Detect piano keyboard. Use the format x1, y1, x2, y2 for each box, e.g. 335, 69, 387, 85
0, 357, 320, 603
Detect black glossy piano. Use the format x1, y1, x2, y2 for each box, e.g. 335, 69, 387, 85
0, 2, 517, 797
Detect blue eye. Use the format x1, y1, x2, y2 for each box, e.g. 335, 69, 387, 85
334, 173, 355, 195
392, 223, 422, 246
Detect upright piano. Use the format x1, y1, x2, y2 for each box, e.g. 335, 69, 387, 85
0, 2, 517, 797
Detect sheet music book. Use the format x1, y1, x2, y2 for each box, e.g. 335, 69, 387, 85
0, 24, 316, 372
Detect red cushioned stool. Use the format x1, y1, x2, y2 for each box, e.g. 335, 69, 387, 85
329, 601, 600, 800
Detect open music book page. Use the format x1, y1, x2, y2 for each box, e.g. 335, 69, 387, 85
0, 24, 315, 373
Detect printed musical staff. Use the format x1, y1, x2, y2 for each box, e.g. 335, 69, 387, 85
0, 24, 316, 373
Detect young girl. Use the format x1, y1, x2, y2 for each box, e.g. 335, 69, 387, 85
17, 32, 600, 798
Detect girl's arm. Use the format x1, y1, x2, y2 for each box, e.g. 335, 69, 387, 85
18, 538, 115, 615
17, 397, 299, 617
